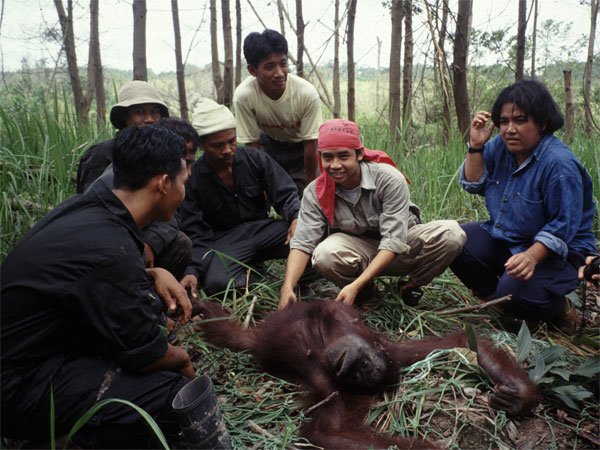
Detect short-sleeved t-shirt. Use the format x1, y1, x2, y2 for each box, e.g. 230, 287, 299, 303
233, 73, 322, 144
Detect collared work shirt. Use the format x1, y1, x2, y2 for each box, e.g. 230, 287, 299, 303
291, 161, 417, 255
1, 181, 167, 376
178, 146, 300, 278
459, 134, 596, 259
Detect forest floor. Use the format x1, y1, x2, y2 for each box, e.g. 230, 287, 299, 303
180, 265, 600, 450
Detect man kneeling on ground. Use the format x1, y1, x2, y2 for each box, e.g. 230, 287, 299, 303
178, 99, 300, 296
279, 119, 466, 309
1, 127, 201, 448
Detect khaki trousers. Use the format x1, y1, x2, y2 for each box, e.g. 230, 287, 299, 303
311, 220, 466, 288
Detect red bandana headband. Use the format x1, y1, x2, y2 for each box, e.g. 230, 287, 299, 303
315, 119, 410, 226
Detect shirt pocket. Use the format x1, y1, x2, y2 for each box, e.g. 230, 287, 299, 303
513, 189, 546, 234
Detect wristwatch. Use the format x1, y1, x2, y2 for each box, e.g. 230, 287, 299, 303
467, 142, 484, 153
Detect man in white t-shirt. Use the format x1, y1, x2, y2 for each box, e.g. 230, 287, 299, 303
233, 29, 322, 196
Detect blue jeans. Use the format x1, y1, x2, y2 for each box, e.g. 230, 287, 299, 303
450, 222, 584, 321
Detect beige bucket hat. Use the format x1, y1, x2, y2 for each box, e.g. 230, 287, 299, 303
109, 80, 169, 130
191, 98, 237, 137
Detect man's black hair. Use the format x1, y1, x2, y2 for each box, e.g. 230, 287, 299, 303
153, 117, 201, 149
491, 79, 564, 134
243, 29, 288, 67
112, 126, 186, 190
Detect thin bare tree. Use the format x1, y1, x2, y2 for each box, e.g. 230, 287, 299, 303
584, 0, 599, 136
402, 0, 413, 129
530, 0, 538, 78
89, 0, 105, 126
171, 0, 188, 120
376, 36, 382, 111
333, 0, 341, 117
277, 0, 286, 35
132, 0, 147, 80
425, 0, 452, 143
515, 0, 526, 80
563, 70, 574, 143
221, 0, 234, 107
389, 0, 403, 145
347, 0, 358, 121
452, 0, 472, 140
53, 0, 89, 122
235, 0, 242, 86
210, 0, 223, 100
296, 0, 304, 77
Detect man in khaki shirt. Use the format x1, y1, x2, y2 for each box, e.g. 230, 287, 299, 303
279, 119, 466, 309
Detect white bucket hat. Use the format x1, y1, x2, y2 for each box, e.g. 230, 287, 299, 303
191, 98, 237, 137
109, 80, 169, 130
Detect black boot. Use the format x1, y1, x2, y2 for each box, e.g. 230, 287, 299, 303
172, 375, 232, 449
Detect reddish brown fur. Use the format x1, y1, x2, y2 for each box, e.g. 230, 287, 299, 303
196, 300, 538, 449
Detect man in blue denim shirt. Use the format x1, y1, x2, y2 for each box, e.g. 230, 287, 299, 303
450, 79, 596, 334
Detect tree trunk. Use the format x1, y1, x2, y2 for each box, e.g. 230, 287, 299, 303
515, 0, 526, 80
389, 0, 403, 145
221, 0, 234, 107
333, 0, 341, 118
89, 0, 105, 127
452, 0, 472, 141
426, 0, 452, 144
439, 0, 451, 144
376, 36, 382, 111
296, 0, 304, 77
171, 0, 188, 120
277, 0, 286, 35
563, 70, 574, 143
530, 0, 538, 78
402, 0, 413, 129
346, 0, 358, 122
132, 0, 147, 81
584, 0, 599, 137
210, 0, 223, 101
53, 0, 88, 123
235, 0, 242, 86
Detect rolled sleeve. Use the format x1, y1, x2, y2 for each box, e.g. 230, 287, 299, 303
290, 186, 327, 254
459, 160, 488, 194
534, 231, 568, 259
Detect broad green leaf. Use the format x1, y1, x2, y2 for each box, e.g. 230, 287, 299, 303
549, 367, 571, 381
574, 356, 600, 377
529, 354, 546, 383
516, 321, 532, 363
465, 324, 478, 353
541, 345, 567, 364
566, 291, 582, 308
552, 384, 594, 401
554, 393, 579, 410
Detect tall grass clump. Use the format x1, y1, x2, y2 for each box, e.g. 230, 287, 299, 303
0, 83, 113, 259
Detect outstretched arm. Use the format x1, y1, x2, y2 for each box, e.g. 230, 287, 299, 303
385, 332, 538, 416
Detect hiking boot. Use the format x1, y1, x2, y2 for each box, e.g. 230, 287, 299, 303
397, 280, 423, 306
551, 298, 580, 336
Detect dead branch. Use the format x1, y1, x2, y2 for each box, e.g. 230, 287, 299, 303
248, 420, 302, 450
242, 295, 257, 329
303, 390, 339, 416
438, 295, 512, 315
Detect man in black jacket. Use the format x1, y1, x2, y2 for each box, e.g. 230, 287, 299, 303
179, 99, 300, 295
1, 127, 195, 448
